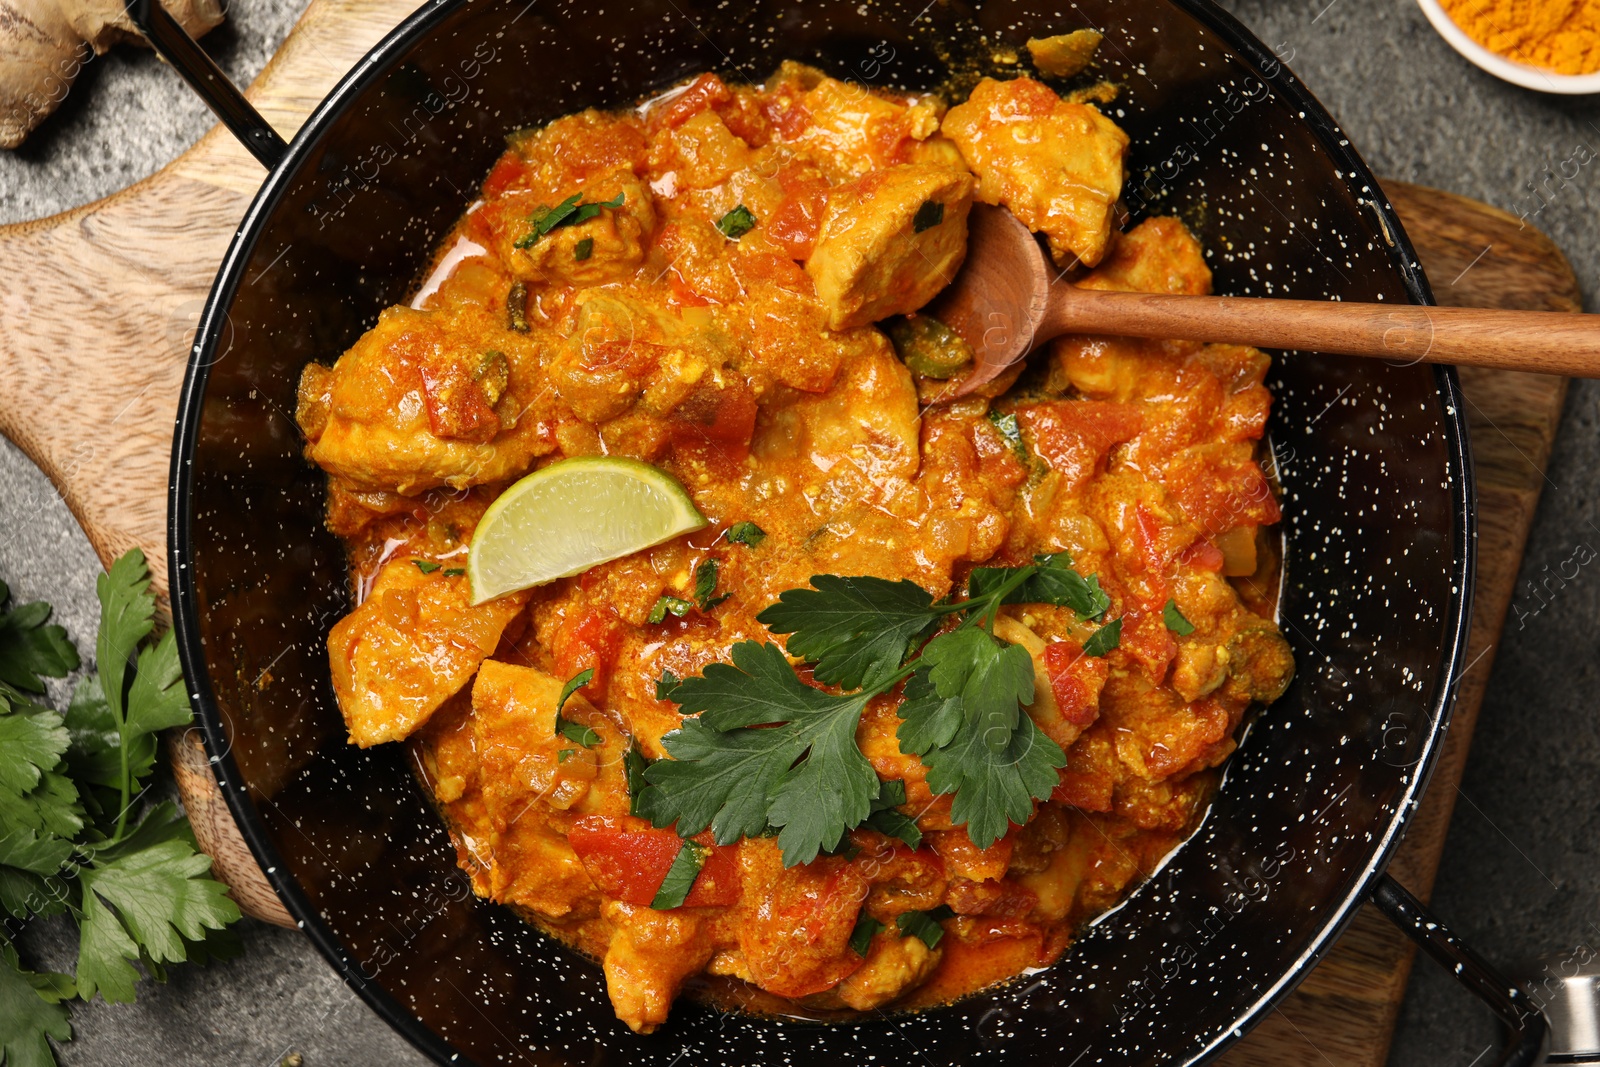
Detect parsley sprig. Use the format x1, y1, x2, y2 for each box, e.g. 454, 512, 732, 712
1, 550, 241, 1065
638, 553, 1119, 865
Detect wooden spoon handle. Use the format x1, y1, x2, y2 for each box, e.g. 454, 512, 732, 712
1046, 287, 1600, 377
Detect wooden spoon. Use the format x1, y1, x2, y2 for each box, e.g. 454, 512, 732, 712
928, 204, 1600, 398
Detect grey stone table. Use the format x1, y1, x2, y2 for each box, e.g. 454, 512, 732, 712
2, 1, 1596, 1064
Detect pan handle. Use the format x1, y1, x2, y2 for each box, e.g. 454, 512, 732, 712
1372, 873, 1546, 1066
122, 0, 289, 169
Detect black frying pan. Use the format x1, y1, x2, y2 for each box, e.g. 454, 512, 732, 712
128, 0, 1543, 1062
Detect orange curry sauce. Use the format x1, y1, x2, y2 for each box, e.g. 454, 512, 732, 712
295, 62, 1294, 1033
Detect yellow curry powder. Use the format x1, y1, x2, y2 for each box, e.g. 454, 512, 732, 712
1442, 0, 1600, 75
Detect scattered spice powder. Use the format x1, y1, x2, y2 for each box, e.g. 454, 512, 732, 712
1441, 0, 1600, 75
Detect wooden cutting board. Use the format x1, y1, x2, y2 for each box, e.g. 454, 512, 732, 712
0, 0, 1576, 1061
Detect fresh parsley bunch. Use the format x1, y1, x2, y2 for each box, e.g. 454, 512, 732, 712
638, 553, 1118, 866
1, 550, 241, 1067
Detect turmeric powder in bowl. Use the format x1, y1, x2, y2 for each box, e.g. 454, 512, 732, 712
1439, 0, 1600, 75
1417, 0, 1600, 91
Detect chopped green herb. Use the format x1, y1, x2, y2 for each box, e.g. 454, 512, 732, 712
912, 200, 945, 233
557, 749, 577, 764
442, 568, 466, 578
716, 205, 757, 239
655, 670, 682, 700
986, 410, 1029, 464
896, 906, 953, 949
574, 237, 595, 261
725, 522, 767, 548
554, 668, 600, 747
650, 839, 710, 909
849, 915, 885, 956
1163, 599, 1195, 636
694, 559, 731, 611
514, 191, 624, 249
648, 596, 694, 624
506, 280, 530, 332
412, 560, 442, 574
863, 778, 921, 849
1082, 617, 1123, 657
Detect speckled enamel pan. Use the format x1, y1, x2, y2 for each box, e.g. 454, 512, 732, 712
136, 0, 1538, 1062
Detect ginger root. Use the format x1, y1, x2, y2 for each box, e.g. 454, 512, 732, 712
0, 0, 223, 149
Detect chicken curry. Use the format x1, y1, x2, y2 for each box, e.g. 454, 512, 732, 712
295, 57, 1294, 1034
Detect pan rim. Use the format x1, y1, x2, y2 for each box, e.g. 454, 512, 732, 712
167, 2, 1475, 1062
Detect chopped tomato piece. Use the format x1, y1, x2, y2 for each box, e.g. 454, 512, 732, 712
1014, 400, 1143, 491
1162, 444, 1281, 537
568, 816, 742, 907
1118, 607, 1178, 685
479, 151, 534, 200
652, 72, 733, 131
1051, 724, 1116, 811
552, 606, 624, 700
738, 850, 868, 998
1043, 641, 1108, 727
1178, 539, 1225, 573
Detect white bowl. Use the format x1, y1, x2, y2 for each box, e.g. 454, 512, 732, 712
1416, 0, 1600, 94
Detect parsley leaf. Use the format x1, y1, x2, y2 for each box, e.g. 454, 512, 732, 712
645, 641, 879, 864
0, 940, 73, 1067
863, 779, 921, 849
0, 582, 79, 693
896, 905, 953, 949
514, 191, 625, 248
758, 575, 939, 690
0, 691, 82, 841
623, 743, 665, 823
412, 560, 441, 574
921, 711, 1063, 849
693, 559, 730, 611
74, 803, 240, 1003
650, 839, 709, 910
1082, 618, 1123, 657
920, 628, 1034, 752
912, 200, 945, 233
716, 205, 757, 239
0, 826, 73, 921
648, 596, 693, 624
725, 522, 766, 548
849, 915, 885, 956
554, 669, 599, 747
968, 552, 1109, 620
654, 670, 682, 700
574, 237, 595, 261
1164, 598, 1195, 635
442, 567, 466, 577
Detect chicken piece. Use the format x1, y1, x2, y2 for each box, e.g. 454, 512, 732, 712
297, 304, 556, 495
943, 76, 1129, 267
805, 163, 975, 331
484, 168, 656, 288
549, 288, 736, 425
471, 659, 631, 821
327, 560, 528, 747
1027, 30, 1103, 78
601, 900, 716, 1033
832, 931, 942, 1010
1080, 216, 1212, 295
736, 839, 868, 998
766, 62, 945, 180
468, 660, 628, 921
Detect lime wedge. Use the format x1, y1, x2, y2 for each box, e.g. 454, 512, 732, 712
469, 457, 707, 603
